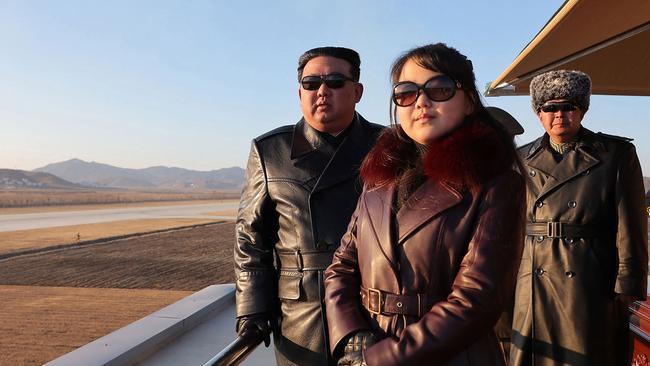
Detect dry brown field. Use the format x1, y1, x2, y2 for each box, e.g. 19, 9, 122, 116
0, 198, 238, 215
0, 222, 236, 290
0, 218, 221, 256
0, 285, 191, 366
0, 222, 236, 365
0, 189, 239, 208
202, 209, 239, 216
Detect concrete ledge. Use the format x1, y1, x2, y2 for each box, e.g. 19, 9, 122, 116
45, 284, 235, 366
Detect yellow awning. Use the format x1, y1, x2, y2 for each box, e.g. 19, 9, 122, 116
486, 0, 650, 96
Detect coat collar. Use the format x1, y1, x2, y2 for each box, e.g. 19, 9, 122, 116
361, 120, 510, 192
523, 127, 605, 161
290, 117, 327, 160
314, 114, 378, 193
524, 127, 602, 198
290, 113, 378, 193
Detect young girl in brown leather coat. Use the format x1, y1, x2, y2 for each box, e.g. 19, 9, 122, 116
324, 43, 525, 366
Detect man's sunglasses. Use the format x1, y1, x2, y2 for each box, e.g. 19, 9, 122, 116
539, 102, 578, 113
392, 75, 461, 107
300, 74, 355, 91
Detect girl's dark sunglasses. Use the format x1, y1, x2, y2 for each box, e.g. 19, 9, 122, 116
392, 75, 461, 107
539, 102, 578, 113
301, 73, 355, 91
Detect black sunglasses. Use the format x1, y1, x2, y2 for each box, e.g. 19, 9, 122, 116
300, 73, 355, 91
540, 102, 578, 113
392, 75, 461, 107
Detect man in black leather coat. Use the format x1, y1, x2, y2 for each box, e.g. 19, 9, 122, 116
234, 46, 383, 365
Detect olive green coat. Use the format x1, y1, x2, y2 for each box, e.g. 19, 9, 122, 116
510, 128, 648, 366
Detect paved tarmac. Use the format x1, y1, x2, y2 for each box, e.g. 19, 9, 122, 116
0, 202, 238, 232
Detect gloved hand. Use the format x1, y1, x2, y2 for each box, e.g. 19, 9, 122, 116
236, 313, 271, 347
337, 330, 377, 366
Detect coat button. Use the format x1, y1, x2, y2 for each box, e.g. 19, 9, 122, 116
317, 241, 333, 250
565, 271, 576, 278
536, 201, 544, 208
566, 238, 575, 245
568, 201, 577, 208
536, 235, 545, 243
535, 268, 545, 277
529, 170, 536, 177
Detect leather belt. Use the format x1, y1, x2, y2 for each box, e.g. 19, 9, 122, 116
526, 222, 599, 238
276, 250, 334, 271
360, 285, 431, 317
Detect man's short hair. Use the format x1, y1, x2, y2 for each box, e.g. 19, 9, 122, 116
297, 47, 361, 82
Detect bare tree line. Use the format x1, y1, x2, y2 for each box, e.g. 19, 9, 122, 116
0, 190, 239, 208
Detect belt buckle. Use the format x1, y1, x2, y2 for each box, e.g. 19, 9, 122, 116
367, 288, 382, 315
294, 250, 303, 271
547, 222, 564, 238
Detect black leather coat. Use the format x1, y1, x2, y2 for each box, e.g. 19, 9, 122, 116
234, 114, 383, 365
511, 128, 648, 366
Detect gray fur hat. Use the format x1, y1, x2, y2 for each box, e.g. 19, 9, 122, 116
530, 70, 591, 112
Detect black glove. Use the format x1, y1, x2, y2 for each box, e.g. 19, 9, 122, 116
337, 330, 377, 366
236, 313, 271, 347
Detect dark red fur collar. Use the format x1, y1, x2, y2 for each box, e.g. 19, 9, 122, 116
361, 120, 510, 190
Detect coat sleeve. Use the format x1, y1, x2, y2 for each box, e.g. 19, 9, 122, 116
324, 193, 371, 355
614, 143, 648, 299
234, 140, 279, 317
364, 171, 526, 365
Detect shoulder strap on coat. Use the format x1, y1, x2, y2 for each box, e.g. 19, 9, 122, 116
596, 132, 633, 142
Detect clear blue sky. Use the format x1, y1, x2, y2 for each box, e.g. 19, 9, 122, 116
2, 0, 649, 174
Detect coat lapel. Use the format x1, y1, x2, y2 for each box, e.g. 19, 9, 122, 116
312, 115, 376, 193
535, 132, 601, 200
525, 139, 557, 179
396, 180, 462, 244
363, 184, 398, 269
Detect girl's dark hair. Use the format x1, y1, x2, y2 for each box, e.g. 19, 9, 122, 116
361, 43, 525, 188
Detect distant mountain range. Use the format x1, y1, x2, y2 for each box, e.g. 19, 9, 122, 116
2, 159, 650, 193
0, 169, 83, 189
15, 159, 246, 190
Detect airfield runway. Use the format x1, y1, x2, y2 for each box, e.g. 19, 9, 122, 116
0, 201, 238, 232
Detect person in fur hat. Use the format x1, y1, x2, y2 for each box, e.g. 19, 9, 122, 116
324, 43, 526, 366
510, 70, 648, 365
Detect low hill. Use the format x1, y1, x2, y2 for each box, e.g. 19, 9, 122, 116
0, 169, 82, 189
34, 159, 245, 190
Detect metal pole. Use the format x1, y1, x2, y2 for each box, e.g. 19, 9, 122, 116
202, 331, 265, 366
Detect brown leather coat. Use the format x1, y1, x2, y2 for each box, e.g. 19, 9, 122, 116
324, 168, 526, 366
510, 128, 648, 366
234, 115, 383, 365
